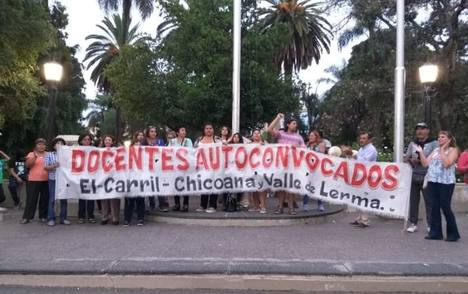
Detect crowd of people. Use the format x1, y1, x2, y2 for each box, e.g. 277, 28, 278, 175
0, 114, 466, 242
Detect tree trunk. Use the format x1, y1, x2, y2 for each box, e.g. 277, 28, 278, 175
122, 0, 132, 42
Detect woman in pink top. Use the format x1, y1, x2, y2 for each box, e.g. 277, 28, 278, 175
457, 147, 468, 187
21, 138, 49, 224
267, 113, 305, 215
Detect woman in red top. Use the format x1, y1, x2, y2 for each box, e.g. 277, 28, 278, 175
457, 147, 468, 186
21, 138, 49, 224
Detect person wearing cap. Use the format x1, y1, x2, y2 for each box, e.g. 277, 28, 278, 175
44, 137, 70, 226
404, 122, 438, 233
21, 138, 49, 224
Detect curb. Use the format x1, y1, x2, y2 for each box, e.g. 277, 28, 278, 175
1, 274, 468, 293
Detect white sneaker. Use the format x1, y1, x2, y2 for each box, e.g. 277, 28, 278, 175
47, 220, 55, 227
259, 208, 267, 214
406, 224, 418, 233
427, 226, 431, 233
195, 207, 204, 212
205, 207, 216, 213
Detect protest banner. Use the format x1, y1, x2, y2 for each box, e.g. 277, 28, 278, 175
56, 144, 412, 218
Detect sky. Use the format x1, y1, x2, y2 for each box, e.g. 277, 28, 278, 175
58, 0, 358, 100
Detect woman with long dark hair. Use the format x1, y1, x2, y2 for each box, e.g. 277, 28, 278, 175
141, 126, 169, 212
304, 130, 326, 212
169, 126, 193, 212
100, 135, 121, 225
194, 123, 221, 213
21, 138, 49, 224
416, 130, 460, 242
123, 131, 146, 226
219, 126, 231, 144
77, 133, 96, 224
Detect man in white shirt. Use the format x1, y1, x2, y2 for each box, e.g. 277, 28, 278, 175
351, 132, 378, 228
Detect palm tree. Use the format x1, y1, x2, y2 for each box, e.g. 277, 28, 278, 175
84, 14, 146, 140
258, 0, 332, 79
97, 0, 154, 41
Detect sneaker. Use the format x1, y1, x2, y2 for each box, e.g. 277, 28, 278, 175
160, 207, 169, 212
260, 208, 267, 214
88, 218, 96, 224
20, 219, 30, 224
303, 204, 310, 212
47, 220, 55, 226
78, 218, 85, 224
60, 219, 71, 225
40, 218, 47, 223
137, 220, 144, 226
205, 207, 216, 213
406, 224, 418, 233
427, 227, 431, 233
274, 208, 283, 214
123, 220, 130, 227
318, 204, 325, 212
195, 207, 205, 212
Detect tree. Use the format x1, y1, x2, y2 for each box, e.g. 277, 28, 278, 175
258, 0, 332, 79
0, 0, 53, 129
106, 0, 300, 135
83, 14, 147, 140
0, 1, 87, 150
98, 0, 154, 42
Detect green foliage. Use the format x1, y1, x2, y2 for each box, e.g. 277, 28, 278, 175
258, 0, 332, 77
319, 0, 468, 149
106, 0, 300, 135
0, 2, 87, 150
0, 0, 53, 128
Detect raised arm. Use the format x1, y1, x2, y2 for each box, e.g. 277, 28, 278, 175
414, 144, 432, 168
440, 146, 459, 169
267, 113, 284, 137
0, 150, 11, 161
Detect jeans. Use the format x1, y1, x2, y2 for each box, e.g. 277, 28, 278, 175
124, 197, 145, 222
78, 199, 95, 220
303, 195, 322, 208
409, 173, 431, 226
427, 182, 460, 240
23, 181, 49, 220
148, 196, 169, 210
7, 177, 21, 206
47, 180, 68, 222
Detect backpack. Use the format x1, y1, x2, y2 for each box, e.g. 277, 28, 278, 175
224, 193, 238, 212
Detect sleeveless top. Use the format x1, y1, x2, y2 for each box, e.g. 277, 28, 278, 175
426, 148, 456, 184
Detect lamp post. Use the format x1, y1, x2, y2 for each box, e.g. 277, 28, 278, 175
418, 63, 438, 130
43, 62, 63, 143
232, 0, 241, 134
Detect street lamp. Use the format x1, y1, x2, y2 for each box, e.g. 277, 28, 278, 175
418, 63, 438, 130
43, 61, 63, 143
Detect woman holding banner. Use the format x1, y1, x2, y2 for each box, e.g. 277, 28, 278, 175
141, 126, 169, 213
169, 126, 193, 212
304, 130, 326, 212
267, 113, 305, 215
77, 134, 96, 224
100, 135, 121, 225
194, 123, 222, 213
123, 131, 146, 226
415, 131, 460, 242
251, 129, 268, 214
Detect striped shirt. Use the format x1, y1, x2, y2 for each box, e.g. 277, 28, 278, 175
45, 151, 57, 181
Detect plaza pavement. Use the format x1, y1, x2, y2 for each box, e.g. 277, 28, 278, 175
0, 208, 467, 277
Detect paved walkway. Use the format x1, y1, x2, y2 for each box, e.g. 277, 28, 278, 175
0, 208, 467, 276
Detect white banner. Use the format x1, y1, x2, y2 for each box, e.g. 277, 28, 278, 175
56, 144, 412, 218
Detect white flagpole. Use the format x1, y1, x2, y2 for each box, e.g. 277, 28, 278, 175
232, 0, 241, 134
394, 0, 405, 163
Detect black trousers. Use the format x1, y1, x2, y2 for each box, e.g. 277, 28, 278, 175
200, 194, 218, 209
174, 195, 189, 207
78, 199, 95, 220
409, 174, 432, 225
22, 181, 49, 220
124, 197, 145, 222
427, 182, 460, 240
